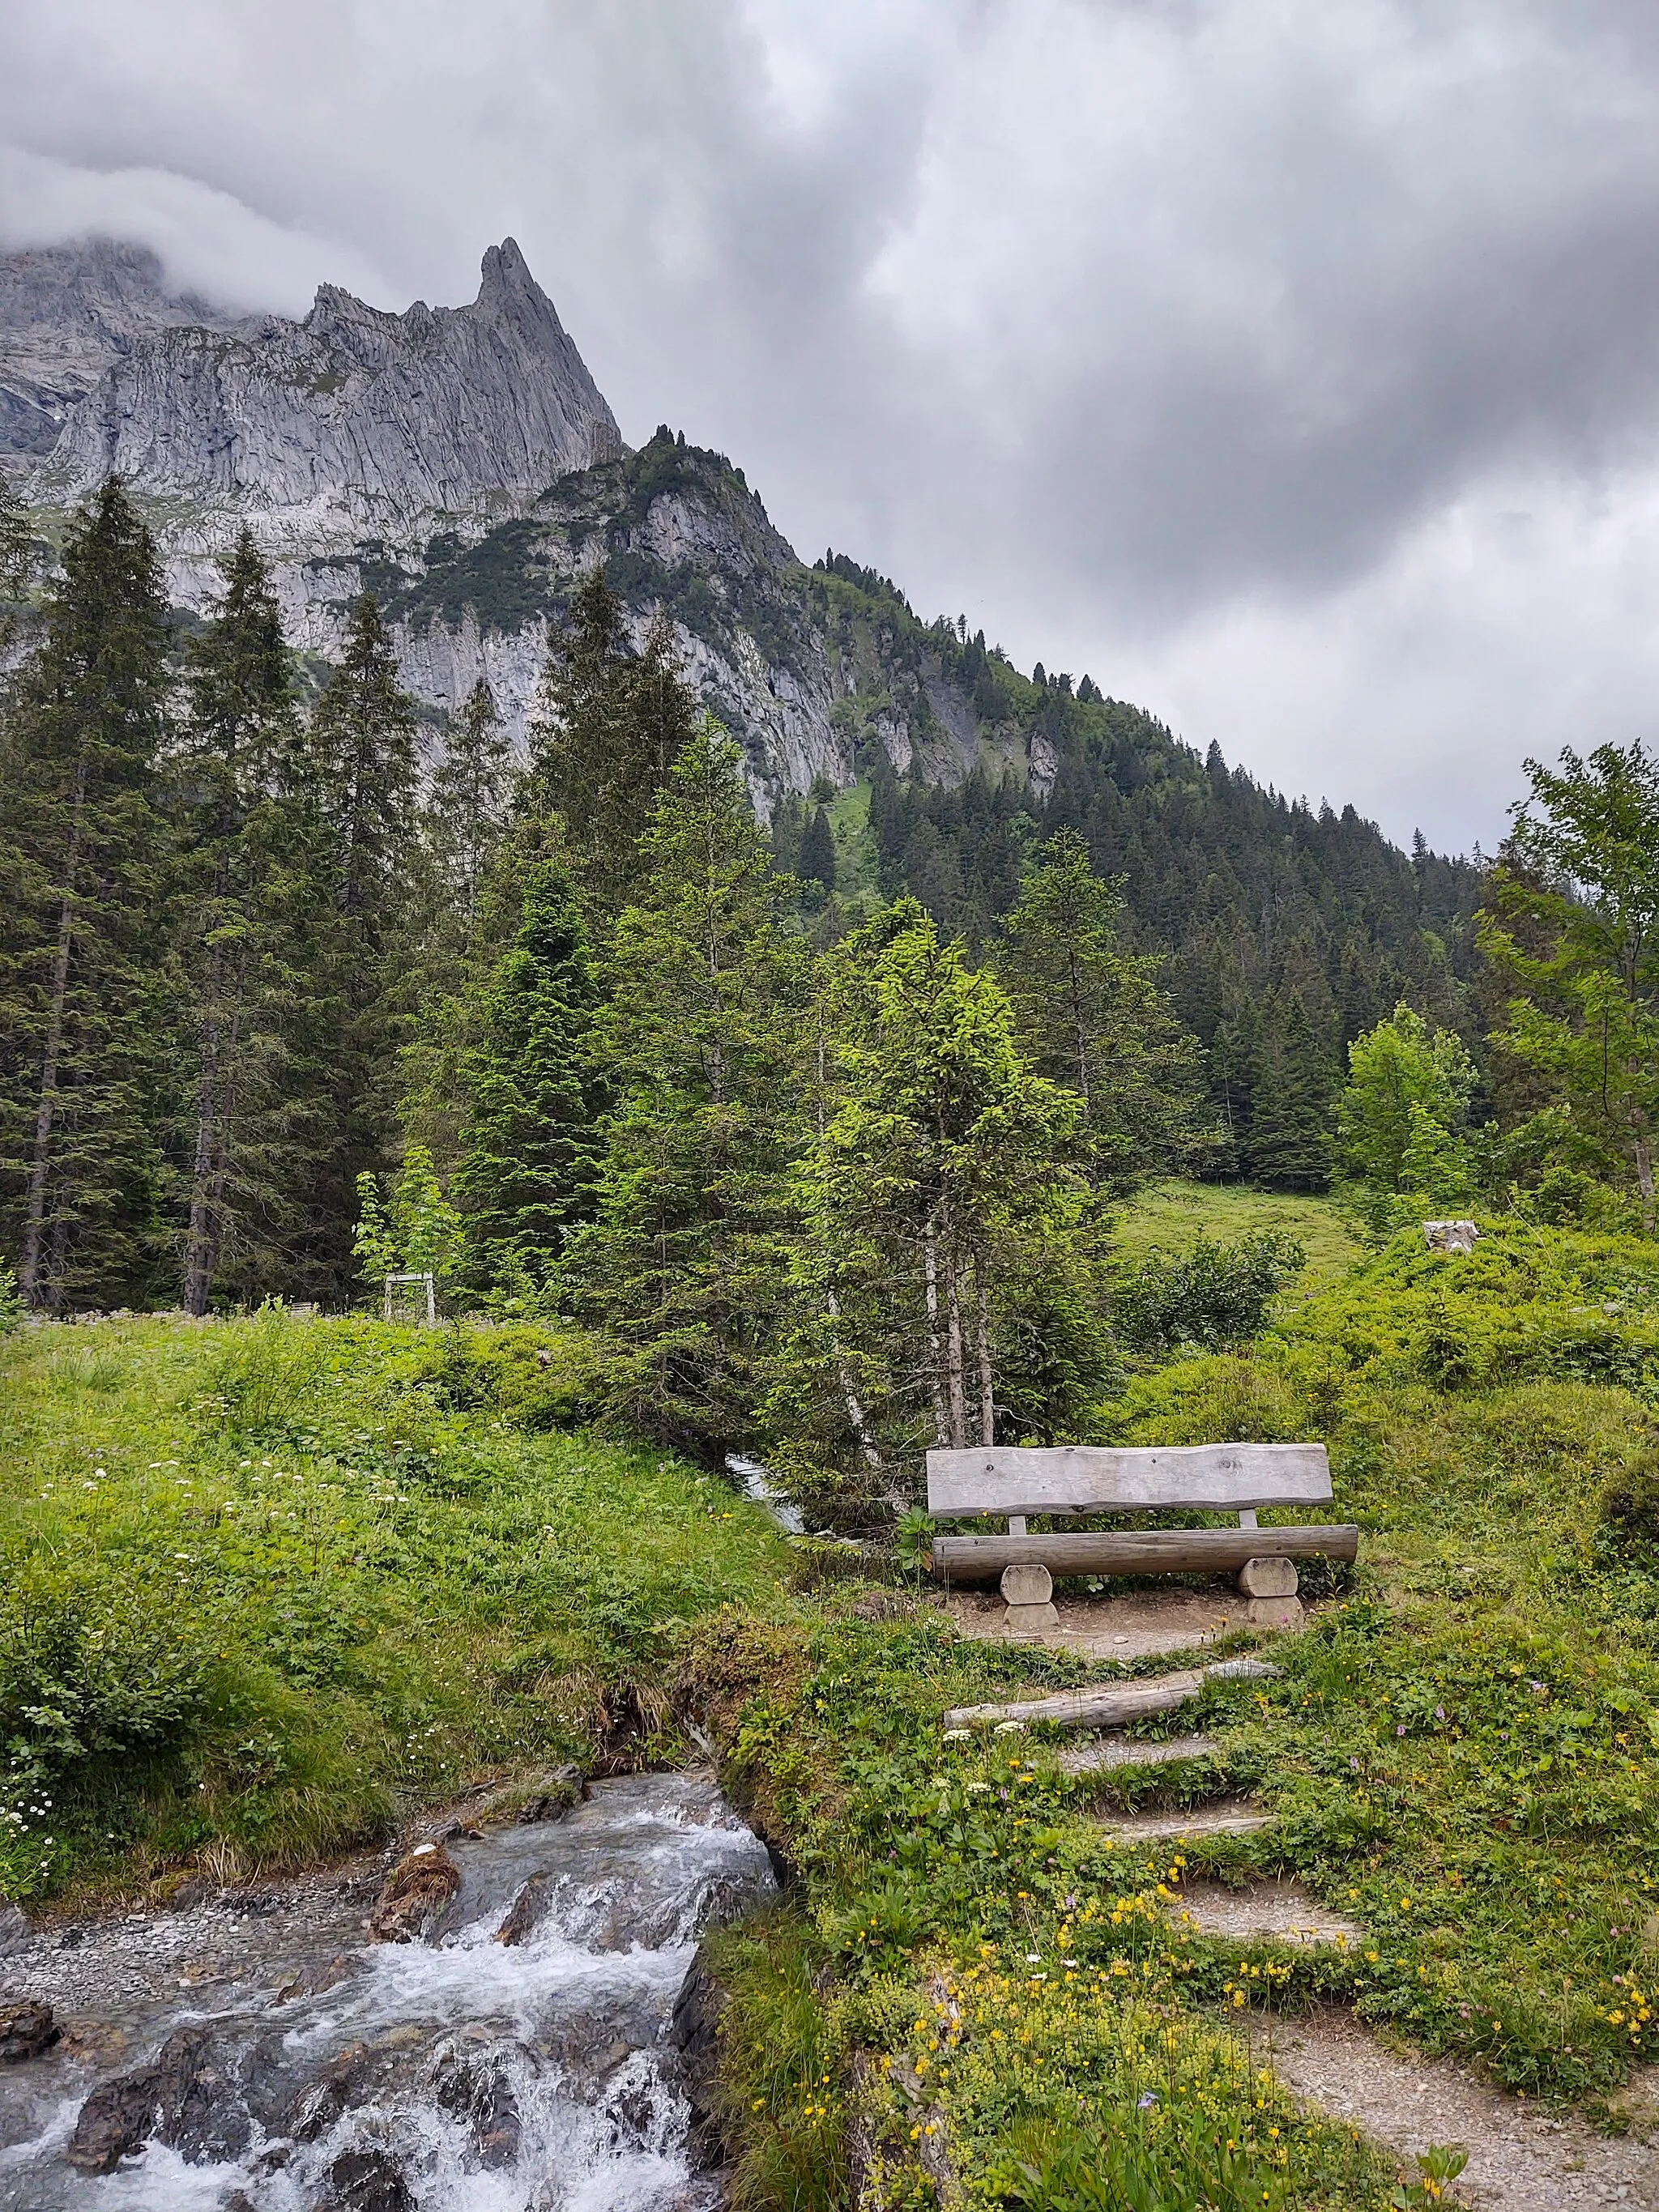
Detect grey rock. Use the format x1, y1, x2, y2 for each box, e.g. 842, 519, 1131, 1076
0, 1997, 58, 2061
0, 1899, 30, 1956
65, 2025, 250, 2173
27, 238, 621, 543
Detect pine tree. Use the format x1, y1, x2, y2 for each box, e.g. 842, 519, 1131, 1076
454, 857, 602, 1289
560, 727, 810, 1457
284, 592, 422, 1302
0, 479, 173, 1308
528, 567, 699, 914
173, 530, 304, 1312
1243, 991, 1333, 1191
1000, 829, 1214, 1186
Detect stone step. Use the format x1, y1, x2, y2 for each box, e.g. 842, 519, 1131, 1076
1096, 1798, 1273, 1844
1166, 1877, 1363, 1949
1058, 1731, 1222, 1774
943, 1656, 1278, 1734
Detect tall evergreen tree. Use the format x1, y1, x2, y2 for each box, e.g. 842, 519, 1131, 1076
454, 857, 603, 1288
0, 479, 173, 1308
1000, 829, 1214, 1186
1243, 991, 1333, 1191
173, 531, 303, 1312
427, 678, 514, 931
797, 803, 837, 899
528, 566, 699, 915
284, 592, 421, 1302
561, 727, 809, 1457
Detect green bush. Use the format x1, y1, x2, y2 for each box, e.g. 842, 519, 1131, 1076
1111, 1231, 1304, 1357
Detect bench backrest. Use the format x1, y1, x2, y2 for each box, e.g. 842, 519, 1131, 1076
926, 1443, 1332, 1519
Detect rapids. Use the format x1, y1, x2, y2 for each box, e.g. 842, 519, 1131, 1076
0, 1772, 776, 2211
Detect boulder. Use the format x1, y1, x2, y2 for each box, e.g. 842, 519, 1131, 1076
65, 2026, 249, 2173
366, 1842, 460, 1944
0, 1998, 58, 2062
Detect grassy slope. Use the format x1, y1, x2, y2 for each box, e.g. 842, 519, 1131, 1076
1115, 1178, 1363, 1282
5, 1221, 1658, 2209
0, 1310, 789, 1900
698, 1219, 1659, 2209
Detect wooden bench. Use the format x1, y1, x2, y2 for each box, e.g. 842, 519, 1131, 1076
925, 1443, 1358, 1631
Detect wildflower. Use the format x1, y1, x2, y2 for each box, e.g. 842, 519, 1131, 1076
941, 1728, 970, 1742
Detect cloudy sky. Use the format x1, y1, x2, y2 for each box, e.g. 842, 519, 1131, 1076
6, 0, 1659, 853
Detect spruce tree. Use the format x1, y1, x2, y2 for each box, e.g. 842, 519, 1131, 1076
428, 678, 514, 930
797, 803, 837, 899
173, 531, 303, 1312
1000, 829, 1214, 1186
529, 567, 699, 914
454, 857, 602, 1289
1243, 991, 1333, 1191
560, 726, 809, 1456
0, 479, 173, 1308
284, 592, 421, 1302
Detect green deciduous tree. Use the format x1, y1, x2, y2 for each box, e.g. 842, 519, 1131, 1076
0, 479, 173, 1308
1480, 741, 1659, 1233
1333, 1002, 1477, 1223
561, 727, 809, 1458
352, 1142, 464, 1300
1000, 829, 1213, 1187
454, 856, 603, 1289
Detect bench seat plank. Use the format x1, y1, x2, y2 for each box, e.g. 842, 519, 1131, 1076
927, 1443, 1331, 1517
929, 1524, 1358, 1584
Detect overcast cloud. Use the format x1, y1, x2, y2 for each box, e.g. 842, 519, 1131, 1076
5, 0, 1659, 850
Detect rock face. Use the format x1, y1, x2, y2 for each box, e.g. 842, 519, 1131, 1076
0, 237, 241, 465
3, 235, 1034, 810
20, 237, 622, 545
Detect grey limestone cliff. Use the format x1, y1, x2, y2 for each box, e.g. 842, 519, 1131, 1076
14, 237, 622, 546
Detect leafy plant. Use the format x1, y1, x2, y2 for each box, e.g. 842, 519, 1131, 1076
1112, 1230, 1305, 1355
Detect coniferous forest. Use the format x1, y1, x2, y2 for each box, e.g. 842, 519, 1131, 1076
2, 475, 1657, 1494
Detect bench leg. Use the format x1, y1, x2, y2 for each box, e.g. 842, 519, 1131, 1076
1000, 1562, 1059, 1640
1237, 1556, 1299, 1598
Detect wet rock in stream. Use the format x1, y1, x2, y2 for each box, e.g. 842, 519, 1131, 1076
365, 1844, 461, 1945
64, 2024, 251, 2173
0, 2001, 58, 2065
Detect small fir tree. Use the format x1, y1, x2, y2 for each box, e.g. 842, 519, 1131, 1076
1243, 991, 1334, 1192
797, 803, 837, 900
1000, 829, 1214, 1186
427, 678, 515, 929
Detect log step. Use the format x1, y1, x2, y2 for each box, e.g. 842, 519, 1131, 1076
942, 1656, 1277, 1733
1098, 1800, 1273, 1844
1058, 1731, 1222, 1774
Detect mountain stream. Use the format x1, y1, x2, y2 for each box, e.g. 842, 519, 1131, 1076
0, 1772, 777, 2212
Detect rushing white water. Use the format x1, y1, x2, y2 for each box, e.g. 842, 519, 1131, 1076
0, 1774, 776, 2212
723, 1457, 804, 1537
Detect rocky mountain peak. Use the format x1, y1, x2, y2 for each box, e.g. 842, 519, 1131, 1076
7, 237, 625, 548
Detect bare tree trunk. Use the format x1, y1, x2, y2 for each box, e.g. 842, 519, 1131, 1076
941, 1207, 968, 1449
973, 1251, 995, 1447
1635, 1135, 1655, 1238
182, 940, 224, 1316
19, 758, 87, 1307
812, 1004, 883, 1473
922, 1212, 949, 1447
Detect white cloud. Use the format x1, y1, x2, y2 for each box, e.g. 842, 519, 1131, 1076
5, 0, 1659, 848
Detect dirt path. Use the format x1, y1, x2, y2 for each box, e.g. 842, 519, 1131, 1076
1252, 2008, 1659, 2210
